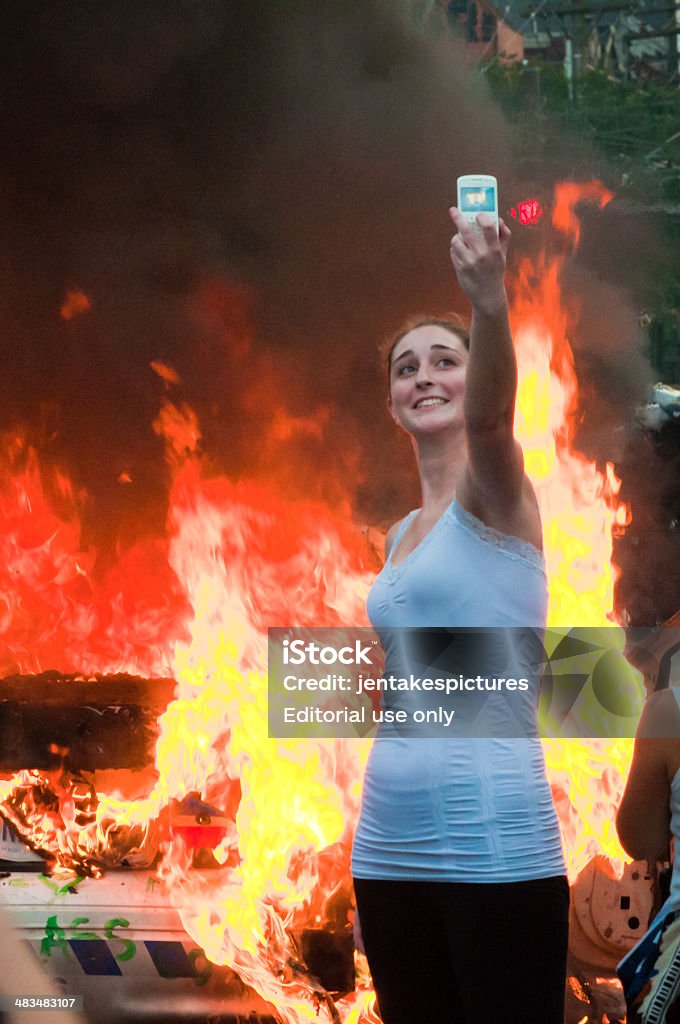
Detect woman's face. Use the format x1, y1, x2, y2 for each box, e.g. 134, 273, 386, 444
388, 324, 468, 435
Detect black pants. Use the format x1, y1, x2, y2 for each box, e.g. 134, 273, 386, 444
353, 875, 570, 1024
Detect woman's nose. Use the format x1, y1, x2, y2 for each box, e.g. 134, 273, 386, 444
415, 369, 433, 386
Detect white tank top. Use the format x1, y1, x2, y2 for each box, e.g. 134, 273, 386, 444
351, 499, 565, 882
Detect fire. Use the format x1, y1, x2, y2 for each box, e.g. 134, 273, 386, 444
0, 180, 643, 1020
59, 290, 91, 321
551, 180, 615, 248
151, 359, 182, 385
512, 215, 624, 627
512, 180, 638, 881
99, 454, 376, 1019
0, 434, 188, 680
0, 421, 376, 1019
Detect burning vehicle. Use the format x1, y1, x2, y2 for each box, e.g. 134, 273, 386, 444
0, 179, 672, 1024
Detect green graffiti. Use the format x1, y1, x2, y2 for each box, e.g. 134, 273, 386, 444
38, 874, 85, 897
104, 917, 136, 961
40, 915, 69, 957
188, 948, 213, 986
40, 914, 138, 962
67, 916, 99, 941
40, 914, 206, 975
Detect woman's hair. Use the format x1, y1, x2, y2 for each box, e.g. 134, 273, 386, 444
379, 313, 470, 381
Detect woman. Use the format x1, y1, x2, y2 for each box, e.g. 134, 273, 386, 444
617, 687, 680, 1023
350, 207, 568, 1024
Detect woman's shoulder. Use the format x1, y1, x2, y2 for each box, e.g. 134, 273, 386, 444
384, 517, 408, 560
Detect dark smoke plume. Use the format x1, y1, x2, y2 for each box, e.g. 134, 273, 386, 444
0, 1, 511, 536
0, 1, 671, 621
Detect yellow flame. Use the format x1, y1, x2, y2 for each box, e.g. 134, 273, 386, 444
510, 182, 639, 884
0, 180, 642, 1023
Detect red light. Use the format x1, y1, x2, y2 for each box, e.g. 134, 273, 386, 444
508, 198, 543, 226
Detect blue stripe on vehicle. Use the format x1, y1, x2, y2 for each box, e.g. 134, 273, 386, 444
144, 940, 198, 978
68, 939, 122, 975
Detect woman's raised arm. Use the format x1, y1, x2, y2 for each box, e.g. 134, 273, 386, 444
448, 207, 525, 513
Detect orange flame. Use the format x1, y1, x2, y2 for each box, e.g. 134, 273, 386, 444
59, 290, 91, 321
551, 180, 614, 247
151, 359, 182, 385
0, 179, 642, 1021
512, 180, 636, 881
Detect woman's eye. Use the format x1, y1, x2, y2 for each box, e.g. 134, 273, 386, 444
437, 358, 455, 367
397, 364, 416, 376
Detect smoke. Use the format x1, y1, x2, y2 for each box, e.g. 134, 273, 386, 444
0, 0, 664, 614
562, 197, 657, 462
0, 1, 515, 536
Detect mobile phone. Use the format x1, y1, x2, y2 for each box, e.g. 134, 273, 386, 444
456, 174, 499, 233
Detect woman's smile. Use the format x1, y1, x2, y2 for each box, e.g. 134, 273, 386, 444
413, 397, 449, 409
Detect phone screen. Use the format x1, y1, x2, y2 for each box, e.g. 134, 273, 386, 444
459, 186, 496, 213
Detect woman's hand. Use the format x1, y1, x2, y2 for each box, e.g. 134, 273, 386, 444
448, 207, 510, 317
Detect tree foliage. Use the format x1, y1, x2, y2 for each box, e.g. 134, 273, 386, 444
482, 60, 680, 377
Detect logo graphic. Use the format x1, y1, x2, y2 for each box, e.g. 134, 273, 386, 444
282, 638, 375, 666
